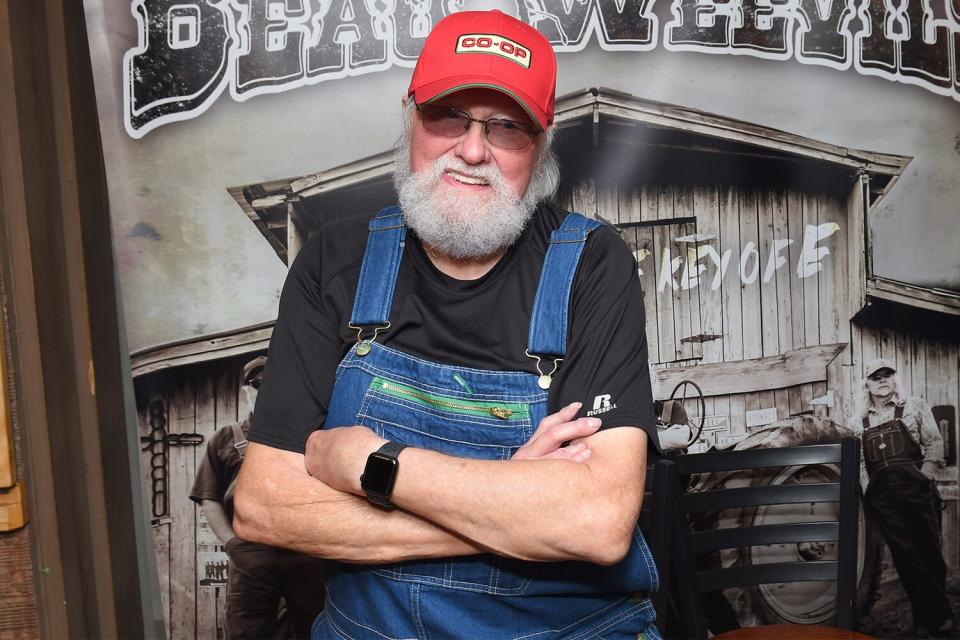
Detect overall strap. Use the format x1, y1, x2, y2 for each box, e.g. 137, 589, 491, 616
894, 404, 905, 420
527, 212, 603, 358
231, 422, 248, 460
862, 415, 870, 430
350, 206, 407, 327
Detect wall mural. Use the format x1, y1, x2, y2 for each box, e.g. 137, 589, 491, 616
124, 0, 960, 137
83, 0, 959, 637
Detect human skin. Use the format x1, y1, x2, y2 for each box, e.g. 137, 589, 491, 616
234, 404, 614, 563
865, 370, 896, 406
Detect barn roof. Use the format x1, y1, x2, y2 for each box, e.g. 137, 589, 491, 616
132, 88, 919, 375
229, 87, 910, 264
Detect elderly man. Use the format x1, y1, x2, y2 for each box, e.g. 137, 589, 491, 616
235, 10, 660, 639
857, 357, 954, 637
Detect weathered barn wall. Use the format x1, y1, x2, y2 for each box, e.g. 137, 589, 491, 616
136, 356, 247, 640
83, 4, 960, 352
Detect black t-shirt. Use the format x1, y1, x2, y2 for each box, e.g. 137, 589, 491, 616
250, 202, 658, 454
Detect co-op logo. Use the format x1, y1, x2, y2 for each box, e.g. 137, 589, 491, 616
456, 34, 531, 69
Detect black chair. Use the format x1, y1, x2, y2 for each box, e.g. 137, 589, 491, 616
639, 457, 680, 632
670, 437, 861, 639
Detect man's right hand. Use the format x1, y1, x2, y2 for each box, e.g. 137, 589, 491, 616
512, 402, 600, 462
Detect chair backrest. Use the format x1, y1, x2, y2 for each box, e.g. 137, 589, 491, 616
639, 457, 680, 628
671, 437, 861, 638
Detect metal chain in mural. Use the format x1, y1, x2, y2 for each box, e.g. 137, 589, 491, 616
140, 398, 204, 519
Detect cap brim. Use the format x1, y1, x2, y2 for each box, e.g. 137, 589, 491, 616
413, 77, 548, 132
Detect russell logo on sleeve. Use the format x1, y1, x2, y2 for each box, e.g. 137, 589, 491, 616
587, 394, 618, 417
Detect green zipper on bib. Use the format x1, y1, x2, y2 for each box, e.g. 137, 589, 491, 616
371, 377, 527, 421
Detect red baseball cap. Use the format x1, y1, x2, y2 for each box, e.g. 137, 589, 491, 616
407, 10, 557, 131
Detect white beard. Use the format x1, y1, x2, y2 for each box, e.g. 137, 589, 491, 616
393, 120, 559, 261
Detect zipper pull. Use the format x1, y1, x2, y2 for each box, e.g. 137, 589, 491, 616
490, 407, 513, 420
453, 374, 475, 395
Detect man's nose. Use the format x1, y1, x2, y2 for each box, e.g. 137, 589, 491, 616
456, 121, 490, 165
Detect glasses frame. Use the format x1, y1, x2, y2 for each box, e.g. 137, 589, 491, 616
867, 369, 894, 381
415, 103, 540, 151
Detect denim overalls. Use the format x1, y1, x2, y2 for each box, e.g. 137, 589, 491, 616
862, 405, 923, 479
313, 207, 660, 640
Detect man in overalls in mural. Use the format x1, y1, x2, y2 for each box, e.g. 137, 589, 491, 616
191, 356, 326, 639
234, 9, 662, 640
857, 357, 955, 637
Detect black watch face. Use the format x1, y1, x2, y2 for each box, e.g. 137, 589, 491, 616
362, 453, 398, 495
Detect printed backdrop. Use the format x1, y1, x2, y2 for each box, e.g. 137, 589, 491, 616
83, 1, 959, 638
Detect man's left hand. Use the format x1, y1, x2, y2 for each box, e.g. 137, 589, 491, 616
921, 460, 939, 481
305, 426, 386, 494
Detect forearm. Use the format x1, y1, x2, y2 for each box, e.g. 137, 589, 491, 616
232, 443, 483, 563
307, 415, 647, 564
394, 453, 632, 563
199, 500, 236, 545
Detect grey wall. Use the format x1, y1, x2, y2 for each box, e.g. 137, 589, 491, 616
84, 2, 960, 352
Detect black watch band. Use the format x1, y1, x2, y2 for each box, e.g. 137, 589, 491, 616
377, 441, 407, 459
360, 441, 407, 510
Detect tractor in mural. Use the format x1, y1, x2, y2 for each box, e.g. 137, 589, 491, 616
657, 383, 882, 629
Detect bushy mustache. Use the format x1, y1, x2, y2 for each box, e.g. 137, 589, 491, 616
417, 156, 515, 204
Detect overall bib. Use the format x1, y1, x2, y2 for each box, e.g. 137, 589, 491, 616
861, 405, 922, 480
312, 208, 660, 640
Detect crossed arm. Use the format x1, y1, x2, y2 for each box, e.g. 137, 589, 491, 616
233, 403, 648, 565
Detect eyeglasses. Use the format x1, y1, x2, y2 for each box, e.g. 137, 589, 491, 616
244, 378, 262, 390
416, 104, 539, 151
868, 370, 894, 381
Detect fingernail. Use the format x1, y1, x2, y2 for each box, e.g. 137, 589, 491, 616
587, 418, 602, 429
569, 401, 582, 409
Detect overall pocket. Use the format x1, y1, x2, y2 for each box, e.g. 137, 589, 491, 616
864, 426, 906, 463
357, 375, 538, 594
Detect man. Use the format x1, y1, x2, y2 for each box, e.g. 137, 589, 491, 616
235, 10, 661, 639
856, 358, 955, 637
190, 356, 326, 639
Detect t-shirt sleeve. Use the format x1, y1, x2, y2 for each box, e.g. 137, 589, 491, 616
190, 427, 230, 503
549, 225, 660, 453
248, 235, 351, 454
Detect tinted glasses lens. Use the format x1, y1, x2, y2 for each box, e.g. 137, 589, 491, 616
246, 378, 261, 389
417, 105, 536, 150
418, 105, 468, 137
486, 120, 536, 150
869, 370, 893, 381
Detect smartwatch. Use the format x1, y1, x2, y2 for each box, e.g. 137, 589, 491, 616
360, 441, 407, 510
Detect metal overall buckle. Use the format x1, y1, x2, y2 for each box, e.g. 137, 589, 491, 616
525, 350, 562, 390
349, 322, 391, 356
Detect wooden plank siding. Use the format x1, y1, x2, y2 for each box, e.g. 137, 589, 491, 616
694, 185, 723, 364
169, 380, 198, 639
758, 189, 781, 357
719, 186, 744, 363
195, 375, 218, 640
601, 183, 848, 368
137, 356, 254, 640
213, 365, 240, 635
802, 192, 821, 348
738, 189, 764, 360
